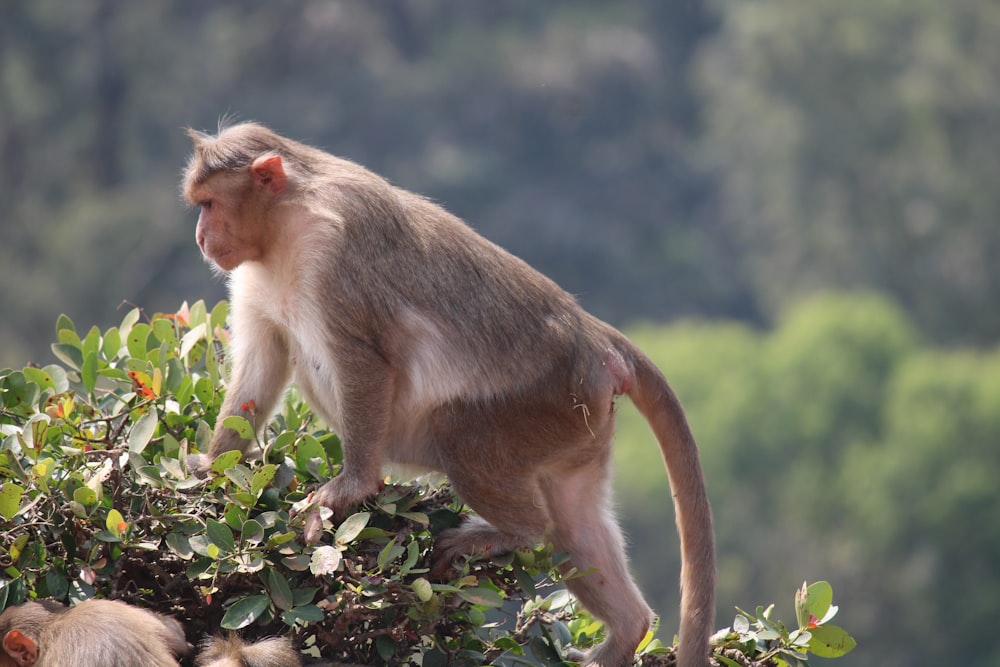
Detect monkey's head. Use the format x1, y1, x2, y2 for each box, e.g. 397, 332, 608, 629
0, 602, 61, 667
183, 123, 294, 272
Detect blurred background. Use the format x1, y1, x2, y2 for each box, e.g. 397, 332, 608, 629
1, 1, 998, 665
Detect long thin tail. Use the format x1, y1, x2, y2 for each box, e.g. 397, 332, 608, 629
626, 344, 715, 667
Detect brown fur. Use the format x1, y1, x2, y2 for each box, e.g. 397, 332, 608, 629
0, 599, 189, 667
196, 635, 301, 667
183, 122, 715, 667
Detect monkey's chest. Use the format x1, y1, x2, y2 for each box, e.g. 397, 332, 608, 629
287, 328, 343, 432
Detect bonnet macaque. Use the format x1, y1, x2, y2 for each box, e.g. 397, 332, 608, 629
183, 122, 715, 667
196, 635, 301, 667
0, 599, 189, 667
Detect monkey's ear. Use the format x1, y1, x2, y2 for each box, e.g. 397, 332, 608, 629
2, 630, 38, 667
251, 155, 287, 195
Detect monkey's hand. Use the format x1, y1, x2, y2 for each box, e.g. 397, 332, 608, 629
186, 453, 212, 479
293, 488, 344, 544
301, 506, 325, 544
298, 475, 381, 543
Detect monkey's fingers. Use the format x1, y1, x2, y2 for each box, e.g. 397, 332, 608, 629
428, 549, 457, 580
301, 507, 325, 544
291, 493, 330, 544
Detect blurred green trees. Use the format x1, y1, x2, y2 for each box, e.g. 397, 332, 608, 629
699, 0, 1000, 343
615, 291, 1000, 666
6, 1, 998, 366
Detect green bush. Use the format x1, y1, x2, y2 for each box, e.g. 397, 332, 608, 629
0, 302, 853, 666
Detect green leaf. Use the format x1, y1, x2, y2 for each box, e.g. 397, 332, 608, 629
106, 509, 126, 538
180, 322, 208, 360
334, 512, 371, 546
263, 569, 295, 611
73, 486, 98, 507
21, 368, 56, 394
376, 635, 396, 663
800, 581, 833, 628
152, 317, 178, 346
794, 581, 810, 629
294, 434, 328, 479
224, 504, 248, 530
377, 538, 405, 570
210, 450, 243, 474
118, 308, 140, 339
281, 604, 324, 626
309, 545, 342, 576
411, 577, 433, 602
251, 464, 277, 496
206, 519, 236, 553
513, 562, 537, 598
165, 532, 193, 560
82, 325, 101, 360
225, 464, 252, 491
194, 377, 215, 405
42, 570, 68, 601
50, 344, 83, 371
126, 323, 152, 360
399, 540, 420, 574
808, 625, 856, 658
80, 351, 98, 394
128, 409, 158, 453
241, 519, 264, 546
195, 420, 213, 452
220, 594, 270, 630
55, 313, 76, 335
102, 327, 122, 360
210, 300, 229, 331
292, 587, 320, 607
222, 415, 255, 440
0, 483, 24, 520
189, 300, 208, 329
457, 587, 504, 608
231, 492, 258, 509
3, 372, 40, 411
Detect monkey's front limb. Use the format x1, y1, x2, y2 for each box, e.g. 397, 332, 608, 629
188, 324, 290, 478
301, 344, 395, 543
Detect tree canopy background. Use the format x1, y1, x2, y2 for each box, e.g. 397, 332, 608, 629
1, 2, 997, 665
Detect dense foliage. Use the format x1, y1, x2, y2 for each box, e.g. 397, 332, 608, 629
0, 302, 855, 666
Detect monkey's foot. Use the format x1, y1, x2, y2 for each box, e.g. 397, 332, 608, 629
431, 515, 537, 577
185, 453, 212, 479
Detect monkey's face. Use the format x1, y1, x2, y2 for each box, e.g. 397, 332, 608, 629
189, 174, 267, 272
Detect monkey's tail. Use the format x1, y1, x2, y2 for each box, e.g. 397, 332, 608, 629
625, 345, 716, 667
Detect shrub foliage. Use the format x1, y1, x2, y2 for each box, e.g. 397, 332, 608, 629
0, 302, 853, 666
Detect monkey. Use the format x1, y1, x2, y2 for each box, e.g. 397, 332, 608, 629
196, 635, 302, 667
182, 122, 715, 667
0, 599, 190, 667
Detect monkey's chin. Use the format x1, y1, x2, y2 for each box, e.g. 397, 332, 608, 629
205, 250, 238, 273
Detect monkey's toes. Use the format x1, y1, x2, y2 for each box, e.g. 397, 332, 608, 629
185, 453, 212, 479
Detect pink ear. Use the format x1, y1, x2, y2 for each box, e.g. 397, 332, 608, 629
3, 630, 39, 667
250, 155, 287, 195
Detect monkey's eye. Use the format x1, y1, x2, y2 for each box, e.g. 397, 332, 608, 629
198, 200, 213, 210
